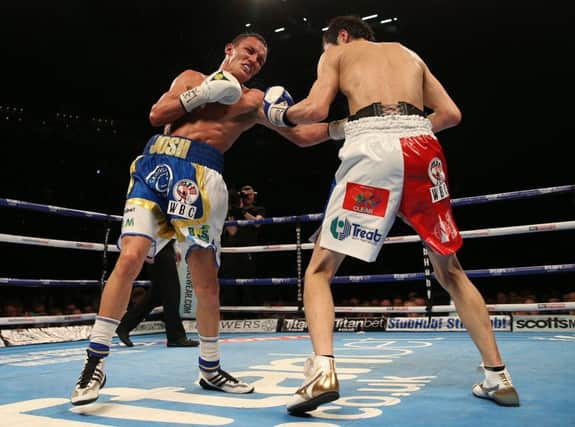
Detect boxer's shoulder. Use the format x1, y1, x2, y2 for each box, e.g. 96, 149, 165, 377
175, 69, 206, 89
239, 87, 264, 109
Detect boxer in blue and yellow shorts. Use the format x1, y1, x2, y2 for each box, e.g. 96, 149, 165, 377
122, 134, 227, 264
71, 32, 338, 406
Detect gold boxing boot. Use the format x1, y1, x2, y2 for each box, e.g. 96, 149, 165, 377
286, 355, 340, 414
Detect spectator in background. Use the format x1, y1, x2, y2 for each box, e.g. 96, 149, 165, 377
513, 296, 537, 316
564, 291, 575, 314
2, 299, 24, 317
404, 300, 419, 317
380, 298, 392, 308
29, 300, 48, 316
392, 296, 404, 308
220, 184, 266, 305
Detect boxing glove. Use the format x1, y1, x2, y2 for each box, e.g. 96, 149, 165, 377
179, 70, 242, 113
263, 86, 295, 127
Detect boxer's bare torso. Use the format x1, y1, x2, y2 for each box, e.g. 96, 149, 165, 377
148, 35, 267, 154
326, 41, 427, 114
168, 77, 264, 153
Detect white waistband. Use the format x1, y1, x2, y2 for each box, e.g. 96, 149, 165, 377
345, 115, 432, 138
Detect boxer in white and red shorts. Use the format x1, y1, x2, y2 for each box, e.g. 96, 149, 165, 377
320, 111, 462, 262
262, 15, 519, 414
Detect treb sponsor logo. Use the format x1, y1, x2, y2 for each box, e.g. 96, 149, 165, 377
513, 315, 575, 332
330, 216, 383, 245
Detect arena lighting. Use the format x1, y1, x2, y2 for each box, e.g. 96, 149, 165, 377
380, 17, 398, 24
274, 27, 285, 33
361, 14, 378, 21
245, 23, 251, 28
321, 26, 328, 31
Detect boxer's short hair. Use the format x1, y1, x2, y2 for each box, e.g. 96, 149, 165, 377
231, 32, 268, 50
323, 15, 376, 45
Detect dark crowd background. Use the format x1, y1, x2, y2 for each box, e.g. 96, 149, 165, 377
0, 1, 573, 315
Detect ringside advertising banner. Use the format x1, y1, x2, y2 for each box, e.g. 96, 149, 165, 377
280, 317, 387, 333
184, 318, 279, 333
386, 315, 511, 332
0, 325, 93, 346
513, 315, 575, 332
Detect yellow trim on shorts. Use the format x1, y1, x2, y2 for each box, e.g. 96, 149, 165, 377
126, 197, 174, 240
126, 155, 144, 196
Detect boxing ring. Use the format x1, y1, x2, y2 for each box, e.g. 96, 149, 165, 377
1, 185, 574, 426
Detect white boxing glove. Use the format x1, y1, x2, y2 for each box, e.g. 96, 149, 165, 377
179, 70, 242, 113
263, 86, 295, 127
328, 118, 347, 140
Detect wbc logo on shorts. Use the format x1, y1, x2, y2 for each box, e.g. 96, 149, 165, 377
168, 179, 199, 219
428, 157, 449, 203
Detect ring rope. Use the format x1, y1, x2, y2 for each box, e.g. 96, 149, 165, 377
295, 220, 304, 309
422, 245, 433, 319
0, 279, 150, 287
1, 184, 572, 226
1, 220, 572, 253
2, 263, 573, 287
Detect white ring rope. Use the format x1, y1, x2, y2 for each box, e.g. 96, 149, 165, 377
1, 220, 574, 253
0, 233, 115, 252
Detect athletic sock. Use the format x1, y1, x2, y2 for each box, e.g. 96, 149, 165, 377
484, 365, 505, 372
199, 335, 220, 377
88, 316, 119, 358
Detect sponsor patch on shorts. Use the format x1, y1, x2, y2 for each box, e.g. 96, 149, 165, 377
329, 216, 383, 245
169, 179, 199, 219
342, 182, 389, 217
428, 157, 449, 202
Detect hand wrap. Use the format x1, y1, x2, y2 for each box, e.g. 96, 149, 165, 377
328, 118, 347, 140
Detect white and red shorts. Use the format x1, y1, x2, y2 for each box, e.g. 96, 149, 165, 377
319, 115, 462, 262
